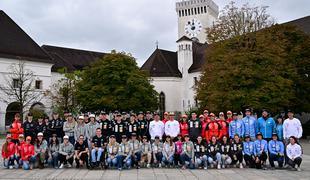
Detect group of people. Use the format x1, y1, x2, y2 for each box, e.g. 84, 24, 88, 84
2, 109, 303, 171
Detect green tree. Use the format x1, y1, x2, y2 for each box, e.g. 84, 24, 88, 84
76, 51, 158, 112
197, 24, 310, 114
206, 1, 274, 43
47, 69, 81, 115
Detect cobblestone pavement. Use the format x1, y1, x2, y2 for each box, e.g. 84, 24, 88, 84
0, 139, 309, 180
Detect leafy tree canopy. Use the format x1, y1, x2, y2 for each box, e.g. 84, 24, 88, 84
197, 24, 310, 114
77, 51, 158, 112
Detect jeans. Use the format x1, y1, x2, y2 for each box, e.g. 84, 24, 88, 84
269, 154, 284, 167
154, 152, 163, 164
117, 155, 132, 169
195, 155, 208, 168
22, 156, 36, 170
91, 148, 104, 162
208, 153, 221, 165
3, 156, 15, 168
221, 154, 232, 166
180, 153, 194, 168
47, 152, 59, 168
69, 136, 75, 146
107, 157, 118, 167
162, 155, 174, 165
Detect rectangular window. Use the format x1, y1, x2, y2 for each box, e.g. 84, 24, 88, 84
204, 6, 207, 13
13, 79, 19, 88
35, 80, 42, 89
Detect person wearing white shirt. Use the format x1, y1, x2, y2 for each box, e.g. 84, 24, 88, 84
286, 136, 302, 171
164, 112, 180, 140
149, 112, 165, 140
283, 110, 303, 141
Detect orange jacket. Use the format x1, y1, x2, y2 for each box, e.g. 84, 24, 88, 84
20, 143, 35, 161
1, 142, 16, 159
201, 119, 211, 139
10, 119, 24, 140
205, 121, 221, 141
218, 119, 229, 139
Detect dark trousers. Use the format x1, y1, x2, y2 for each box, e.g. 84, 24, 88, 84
58, 154, 73, 165
255, 152, 267, 169
244, 154, 255, 168
174, 154, 181, 166
154, 152, 163, 163
288, 157, 302, 168
231, 151, 243, 164
75, 153, 89, 168
269, 154, 284, 167
132, 152, 141, 166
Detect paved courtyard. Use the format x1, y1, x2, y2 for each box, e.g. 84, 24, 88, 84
0, 139, 309, 180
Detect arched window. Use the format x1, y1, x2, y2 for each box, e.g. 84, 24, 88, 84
5, 102, 21, 126
204, 6, 207, 13
159, 92, 166, 116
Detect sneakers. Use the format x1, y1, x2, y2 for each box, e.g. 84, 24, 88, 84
240, 163, 243, 169
118, 167, 122, 171
297, 167, 301, 171
217, 164, 221, 169
9, 166, 13, 169
204, 166, 208, 170
59, 163, 64, 169
67, 164, 72, 168
222, 165, 225, 169
147, 164, 151, 168
158, 163, 162, 168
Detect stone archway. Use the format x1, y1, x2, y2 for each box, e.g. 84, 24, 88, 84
5, 102, 21, 126
29, 102, 46, 120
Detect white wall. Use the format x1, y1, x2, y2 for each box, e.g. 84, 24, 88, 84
0, 57, 54, 132
150, 77, 182, 112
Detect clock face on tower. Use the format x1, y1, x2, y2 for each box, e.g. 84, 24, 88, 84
184, 18, 203, 38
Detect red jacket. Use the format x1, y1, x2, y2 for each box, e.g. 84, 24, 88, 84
205, 121, 221, 141
226, 117, 233, 124
20, 143, 35, 161
16, 141, 25, 156
179, 121, 189, 137
218, 119, 229, 139
1, 142, 16, 159
10, 119, 24, 140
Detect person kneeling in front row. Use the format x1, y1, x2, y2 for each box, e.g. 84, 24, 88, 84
286, 136, 302, 171
58, 135, 74, 168
268, 133, 284, 169
74, 135, 89, 168
180, 134, 195, 170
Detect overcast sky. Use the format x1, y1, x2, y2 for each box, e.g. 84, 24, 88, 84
0, 0, 309, 66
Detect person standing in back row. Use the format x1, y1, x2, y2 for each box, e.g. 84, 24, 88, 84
188, 113, 201, 143
242, 109, 257, 140
283, 110, 303, 142
165, 112, 180, 140
256, 110, 275, 141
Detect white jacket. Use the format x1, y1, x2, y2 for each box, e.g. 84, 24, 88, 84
165, 120, 180, 138
283, 118, 303, 139
149, 120, 165, 140
286, 143, 302, 159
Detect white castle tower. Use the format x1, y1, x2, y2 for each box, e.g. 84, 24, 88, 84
176, 0, 219, 43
